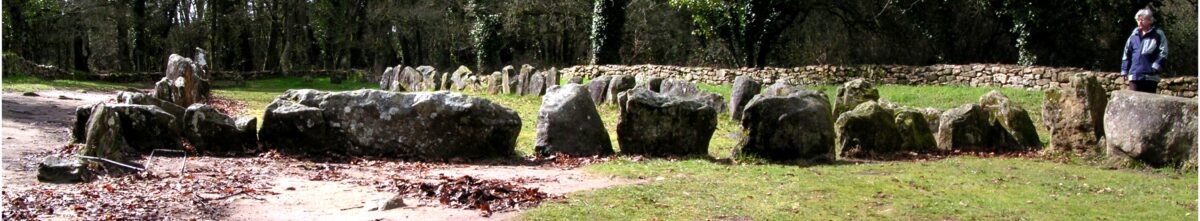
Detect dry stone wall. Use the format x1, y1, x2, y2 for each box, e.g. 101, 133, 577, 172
561, 64, 1197, 98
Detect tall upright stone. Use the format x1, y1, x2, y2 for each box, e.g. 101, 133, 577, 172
1043, 74, 1108, 153
728, 76, 762, 120
535, 84, 613, 156
502, 65, 519, 94
606, 75, 636, 104
586, 75, 612, 104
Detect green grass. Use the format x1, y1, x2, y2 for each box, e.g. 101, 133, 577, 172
7, 76, 1190, 220
2, 74, 146, 92
523, 157, 1197, 220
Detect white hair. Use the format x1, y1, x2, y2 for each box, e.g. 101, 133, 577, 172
1136, 8, 1155, 23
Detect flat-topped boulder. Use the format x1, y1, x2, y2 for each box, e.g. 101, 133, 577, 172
535, 84, 614, 156
738, 90, 835, 161
1104, 90, 1197, 169
259, 89, 521, 160
616, 88, 717, 157
660, 79, 726, 113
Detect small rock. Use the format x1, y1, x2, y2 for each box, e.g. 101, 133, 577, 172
37, 156, 89, 183
365, 195, 406, 211
22, 92, 39, 97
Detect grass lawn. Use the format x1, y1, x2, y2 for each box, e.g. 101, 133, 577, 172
5, 75, 1193, 220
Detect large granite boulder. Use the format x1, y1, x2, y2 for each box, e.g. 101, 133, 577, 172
737, 90, 835, 161
1043, 74, 1108, 153
1104, 90, 1197, 169
259, 89, 521, 159
616, 89, 717, 157
606, 75, 636, 104
182, 104, 258, 152
400, 66, 426, 92
834, 78, 880, 118
153, 54, 209, 107
535, 84, 614, 156
761, 81, 801, 97
979, 90, 1041, 149
380, 67, 397, 90
835, 101, 902, 159
586, 75, 612, 104
80, 104, 181, 161
728, 76, 762, 121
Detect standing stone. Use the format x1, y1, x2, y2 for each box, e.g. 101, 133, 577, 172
738, 90, 835, 161
502, 65, 519, 94
617, 89, 717, 157
1104, 90, 1197, 169
401, 66, 424, 92
834, 78, 880, 118
154, 54, 209, 107
452, 66, 473, 91
260, 93, 338, 154
586, 75, 612, 104
236, 117, 258, 146
894, 108, 937, 152
545, 67, 560, 89
80, 104, 181, 161
1043, 74, 1107, 153
380, 67, 397, 90
72, 103, 100, 143
761, 81, 800, 97
440, 72, 453, 91
979, 90, 1041, 149
728, 76, 762, 120
936, 104, 995, 151
488, 72, 504, 94
517, 64, 536, 95
183, 104, 257, 152
835, 101, 902, 159
535, 84, 614, 156
527, 73, 548, 96
606, 75, 636, 104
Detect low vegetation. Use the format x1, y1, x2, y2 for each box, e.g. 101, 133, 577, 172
3, 75, 1192, 220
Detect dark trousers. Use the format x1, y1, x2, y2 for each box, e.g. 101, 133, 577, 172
1129, 80, 1158, 93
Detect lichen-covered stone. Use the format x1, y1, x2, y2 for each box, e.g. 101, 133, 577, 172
835, 101, 901, 159
737, 90, 835, 161
535, 84, 613, 156
617, 89, 717, 157
1104, 90, 1197, 169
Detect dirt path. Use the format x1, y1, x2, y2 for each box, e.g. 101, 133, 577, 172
2, 89, 635, 220
2, 90, 114, 189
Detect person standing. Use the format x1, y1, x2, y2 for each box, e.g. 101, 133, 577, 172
1121, 8, 1168, 93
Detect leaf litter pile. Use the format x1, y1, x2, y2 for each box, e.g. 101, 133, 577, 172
395, 175, 561, 217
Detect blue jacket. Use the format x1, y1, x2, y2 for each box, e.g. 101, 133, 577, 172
1121, 26, 1168, 81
